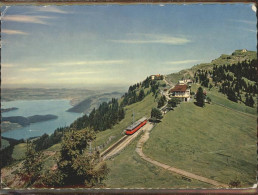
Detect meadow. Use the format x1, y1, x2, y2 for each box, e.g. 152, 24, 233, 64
143, 101, 256, 187
104, 136, 212, 188
191, 84, 257, 115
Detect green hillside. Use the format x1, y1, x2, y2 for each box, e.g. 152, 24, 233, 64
166, 49, 257, 85
105, 136, 212, 188
1, 139, 10, 149
143, 102, 256, 187
94, 91, 157, 150
12, 143, 27, 160
191, 49, 256, 72
191, 84, 257, 115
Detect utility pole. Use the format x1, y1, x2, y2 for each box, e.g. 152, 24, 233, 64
89, 142, 92, 153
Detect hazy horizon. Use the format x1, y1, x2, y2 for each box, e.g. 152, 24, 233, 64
1, 4, 257, 89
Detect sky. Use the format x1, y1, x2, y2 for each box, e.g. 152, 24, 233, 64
1, 4, 257, 90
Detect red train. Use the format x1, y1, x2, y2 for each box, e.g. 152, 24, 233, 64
125, 117, 147, 135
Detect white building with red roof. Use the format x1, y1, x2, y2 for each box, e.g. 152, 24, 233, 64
169, 84, 191, 102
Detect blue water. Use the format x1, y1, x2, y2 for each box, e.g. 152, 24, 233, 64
1, 99, 82, 140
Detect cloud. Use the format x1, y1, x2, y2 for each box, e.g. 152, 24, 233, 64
251, 4, 256, 13
2, 15, 53, 24
48, 60, 127, 66
2, 29, 29, 35
246, 29, 256, 33
20, 68, 48, 72
54, 77, 127, 85
34, 6, 70, 14
1, 63, 16, 68
52, 71, 100, 76
164, 59, 201, 65
109, 33, 191, 45
2, 78, 43, 85
229, 19, 256, 25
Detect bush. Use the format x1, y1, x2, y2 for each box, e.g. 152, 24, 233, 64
151, 108, 163, 120
229, 178, 241, 188
168, 98, 181, 107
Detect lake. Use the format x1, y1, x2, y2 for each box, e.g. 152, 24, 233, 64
1, 99, 82, 140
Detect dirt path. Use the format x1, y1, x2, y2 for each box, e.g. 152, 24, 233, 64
136, 122, 229, 188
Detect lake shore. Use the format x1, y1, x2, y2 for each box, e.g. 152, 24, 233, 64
1, 99, 82, 140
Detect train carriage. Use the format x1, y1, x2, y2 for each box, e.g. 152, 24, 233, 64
125, 117, 147, 135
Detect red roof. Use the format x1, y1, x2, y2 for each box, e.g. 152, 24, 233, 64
170, 85, 187, 92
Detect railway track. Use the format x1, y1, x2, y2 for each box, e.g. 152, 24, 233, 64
100, 135, 129, 158
100, 122, 148, 160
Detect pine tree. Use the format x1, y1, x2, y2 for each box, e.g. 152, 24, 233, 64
138, 89, 145, 101
248, 95, 255, 107
118, 107, 125, 121
227, 88, 237, 102
245, 94, 250, 106
196, 87, 205, 107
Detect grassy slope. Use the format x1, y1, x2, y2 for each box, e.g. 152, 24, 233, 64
94, 91, 157, 151
166, 71, 191, 85
1, 138, 10, 149
191, 84, 257, 115
42, 143, 62, 171
143, 102, 256, 187
12, 143, 27, 160
105, 136, 212, 188
190, 50, 257, 72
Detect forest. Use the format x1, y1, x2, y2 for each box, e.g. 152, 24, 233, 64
194, 59, 257, 107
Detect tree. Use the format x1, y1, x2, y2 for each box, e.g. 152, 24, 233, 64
45, 128, 109, 187
157, 95, 166, 108
34, 133, 50, 151
138, 89, 145, 101
249, 95, 254, 107
151, 108, 163, 120
168, 98, 181, 107
20, 142, 43, 187
118, 107, 125, 121
227, 88, 237, 102
196, 87, 205, 107
246, 94, 255, 107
